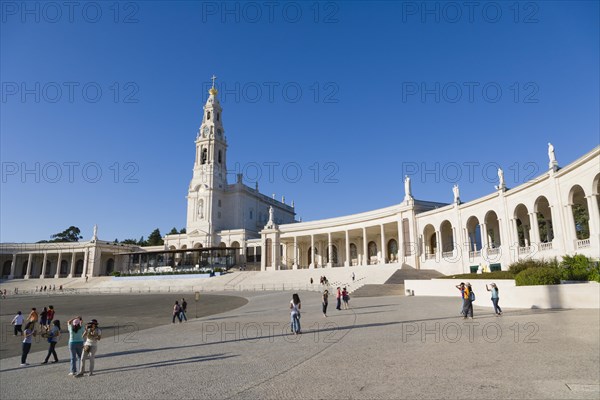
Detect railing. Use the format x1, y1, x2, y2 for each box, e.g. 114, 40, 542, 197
540, 242, 553, 251
442, 251, 454, 258
518, 246, 531, 255
576, 239, 591, 249
487, 248, 501, 256
469, 250, 481, 258
424, 253, 436, 260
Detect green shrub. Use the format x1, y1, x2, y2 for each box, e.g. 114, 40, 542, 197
559, 254, 594, 281
110, 271, 121, 277
508, 258, 558, 275
439, 271, 515, 280
515, 267, 561, 286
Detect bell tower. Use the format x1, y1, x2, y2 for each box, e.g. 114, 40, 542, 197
186, 76, 228, 241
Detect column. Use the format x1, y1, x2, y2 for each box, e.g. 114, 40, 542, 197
564, 204, 577, 248
40, 252, 48, 279
529, 212, 540, 245
586, 195, 600, 236
82, 249, 89, 278
310, 235, 315, 269
68, 252, 77, 278
24, 253, 33, 279
9, 253, 17, 279
397, 219, 405, 262
362, 227, 368, 265
480, 223, 489, 249
327, 232, 333, 268
345, 230, 350, 267
380, 225, 386, 264
55, 252, 62, 278
435, 230, 441, 255
293, 237, 298, 269
511, 218, 520, 247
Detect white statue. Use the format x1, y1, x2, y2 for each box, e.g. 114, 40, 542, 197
404, 175, 412, 199
548, 142, 558, 169
92, 224, 98, 241
268, 206, 274, 224
453, 184, 460, 203
497, 168, 505, 189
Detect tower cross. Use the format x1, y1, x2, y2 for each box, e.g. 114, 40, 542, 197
211, 74, 217, 88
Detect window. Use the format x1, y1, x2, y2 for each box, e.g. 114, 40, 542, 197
218, 199, 222, 207
201, 148, 207, 164
217, 112, 220, 121
249, 210, 253, 219
207, 111, 211, 120
218, 150, 222, 164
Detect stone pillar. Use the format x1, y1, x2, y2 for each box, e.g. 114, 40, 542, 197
9, 253, 17, 279
529, 212, 540, 245
293, 237, 298, 270
362, 227, 368, 265
564, 204, 577, 249
68, 252, 77, 278
327, 232, 333, 268
380, 225, 386, 264
344, 231, 350, 267
24, 253, 33, 279
435, 230, 441, 255
310, 235, 315, 269
398, 219, 405, 262
82, 249, 89, 278
55, 252, 62, 278
480, 223, 489, 249
586, 195, 600, 237
40, 252, 48, 279
511, 218, 520, 248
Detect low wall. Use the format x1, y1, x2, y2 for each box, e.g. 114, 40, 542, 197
112, 274, 213, 281
404, 279, 600, 309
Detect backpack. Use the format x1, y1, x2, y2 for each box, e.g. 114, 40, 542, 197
469, 291, 475, 301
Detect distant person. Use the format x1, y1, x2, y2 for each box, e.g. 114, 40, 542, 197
78, 319, 101, 377
20, 321, 36, 366
172, 301, 182, 323
335, 287, 342, 310
44, 285, 47, 292
310, 277, 313, 285
486, 283, 502, 316
52, 285, 56, 291
352, 272, 355, 282
11, 311, 24, 336
42, 320, 61, 364
455, 282, 466, 316
290, 293, 301, 334
59, 285, 63, 291
85, 276, 88, 283
67, 317, 85, 376
180, 298, 188, 322
47, 306, 55, 326
40, 307, 48, 327
462, 283, 474, 319
342, 287, 350, 309
322, 289, 329, 317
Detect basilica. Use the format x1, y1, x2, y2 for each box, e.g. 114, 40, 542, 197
1, 81, 599, 279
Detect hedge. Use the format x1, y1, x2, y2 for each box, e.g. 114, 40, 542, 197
439, 271, 515, 280
515, 267, 561, 286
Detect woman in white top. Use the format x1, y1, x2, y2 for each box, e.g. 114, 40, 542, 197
78, 319, 101, 377
290, 293, 301, 334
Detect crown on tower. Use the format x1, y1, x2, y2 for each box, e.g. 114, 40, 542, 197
209, 74, 218, 96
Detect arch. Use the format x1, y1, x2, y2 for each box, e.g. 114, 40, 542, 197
440, 220, 454, 252
350, 243, 357, 264
75, 259, 84, 276
513, 204, 530, 247
207, 111, 211, 120
60, 260, 68, 275
484, 210, 501, 247
2, 260, 11, 276
387, 239, 398, 262
231, 241, 240, 264
534, 196, 554, 243
569, 185, 590, 240
169, 245, 177, 250
330, 245, 339, 265
180, 245, 188, 250
201, 148, 207, 165
465, 216, 482, 251
308, 247, 318, 266
368, 241, 378, 258
106, 258, 115, 275
423, 224, 436, 255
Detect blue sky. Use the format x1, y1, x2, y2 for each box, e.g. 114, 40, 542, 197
1, 1, 599, 243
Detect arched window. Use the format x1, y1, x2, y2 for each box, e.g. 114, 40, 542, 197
207, 111, 211, 120
218, 150, 222, 164
350, 243, 357, 260
368, 241, 378, 257
217, 112, 220, 121
387, 239, 398, 259
201, 148, 208, 164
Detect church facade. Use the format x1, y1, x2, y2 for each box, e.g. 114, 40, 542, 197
1, 81, 599, 279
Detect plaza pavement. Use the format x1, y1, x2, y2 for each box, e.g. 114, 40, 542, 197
0, 291, 598, 399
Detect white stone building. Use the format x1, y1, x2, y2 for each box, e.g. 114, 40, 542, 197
1, 80, 598, 279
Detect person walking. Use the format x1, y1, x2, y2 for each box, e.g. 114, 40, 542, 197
290, 293, 301, 334
46, 306, 55, 327
455, 282, 466, 316
342, 287, 350, 309
310, 277, 313, 285
11, 311, 24, 336
352, 272, 355, 282
40, 307, 48, 327
322, 289, 329, 317
78, 319, 101, 377
486, 283, 502, 316
27, 308, 39, 327
67, 317, 85, 376
20, 321, 36, 366
335, 287, 342, 310
462, 283, 475, 319
42, 320, 61, 364
180, 298, 188, 322
172, 301, 182, 323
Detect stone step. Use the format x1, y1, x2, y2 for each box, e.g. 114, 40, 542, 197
384, 268, 444, 284
351, 284, 406, 298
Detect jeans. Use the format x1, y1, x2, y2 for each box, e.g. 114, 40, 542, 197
80, 345, 97, 374
172, 313, 182, 323
180, 310, 187, 321
44, 341, 58, 362
69, 342, 83, 373
21, 342, 31, 364
336, 298, 341, 310
492, 297, 502, 314
291, 312, 301, 333
14, 324, 22, 336
462, 299, 473, 318
322, 302, 328, 315
460, 298, 465, 315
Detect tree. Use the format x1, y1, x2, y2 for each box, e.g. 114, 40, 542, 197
50, 226, 82, 242
121, 239, 138, 245
137, 236, 146, 246
179, 228, 186, 234
572, 204, 590, 240
147, 229, 164, 246
168, 227, 179, 235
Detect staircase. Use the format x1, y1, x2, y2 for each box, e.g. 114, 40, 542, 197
351, 268, 444, 298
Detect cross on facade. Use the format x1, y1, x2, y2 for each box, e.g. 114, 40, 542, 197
211, 75, 217, 88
